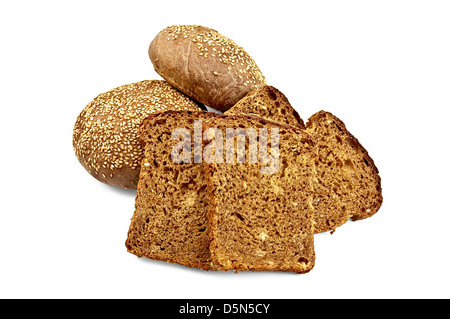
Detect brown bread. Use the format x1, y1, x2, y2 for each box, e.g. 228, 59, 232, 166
223, 95, 383, 233
225, 85, 305, 129
149, 25, 266, 112
306, 111, 383, 233
125, 110, 218, 270
72, 80, 203, 189
204, 114, 317, 273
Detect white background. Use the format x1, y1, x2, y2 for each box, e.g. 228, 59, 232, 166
1, 0, 449, 299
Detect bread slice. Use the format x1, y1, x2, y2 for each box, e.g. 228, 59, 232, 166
306, 111, 383, 233
225, 85, 305, 129
125, 110, 218, 270
203, 114, 317, 273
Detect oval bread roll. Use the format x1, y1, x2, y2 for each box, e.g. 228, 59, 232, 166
149, 25, 266, 112
72, 80, 203, 189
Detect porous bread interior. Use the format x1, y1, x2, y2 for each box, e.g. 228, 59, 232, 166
126, 111, 217, 270
226, 86, 305, 129
205, 115, 316, 273
306, 111, 382, 233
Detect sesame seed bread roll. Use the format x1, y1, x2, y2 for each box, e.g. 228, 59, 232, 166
72, 80, 203, 189
149, 25, 266, 112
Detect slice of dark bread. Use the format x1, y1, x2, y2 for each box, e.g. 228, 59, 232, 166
203, 114, 317, 273
225, 85, 305, 129
125, 110, 218, 270
306, 111, 383, 233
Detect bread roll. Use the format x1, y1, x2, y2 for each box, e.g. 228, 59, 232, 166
72, 80, 203, 189
148, 25, 266, 112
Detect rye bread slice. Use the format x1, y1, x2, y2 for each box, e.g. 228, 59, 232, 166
225, 85, 306, 129
125, 110, 218, 270
306, 111, 383, 233
203, 114, 317, 273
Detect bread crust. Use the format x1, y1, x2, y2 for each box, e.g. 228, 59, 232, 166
149, 25, 266, 112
